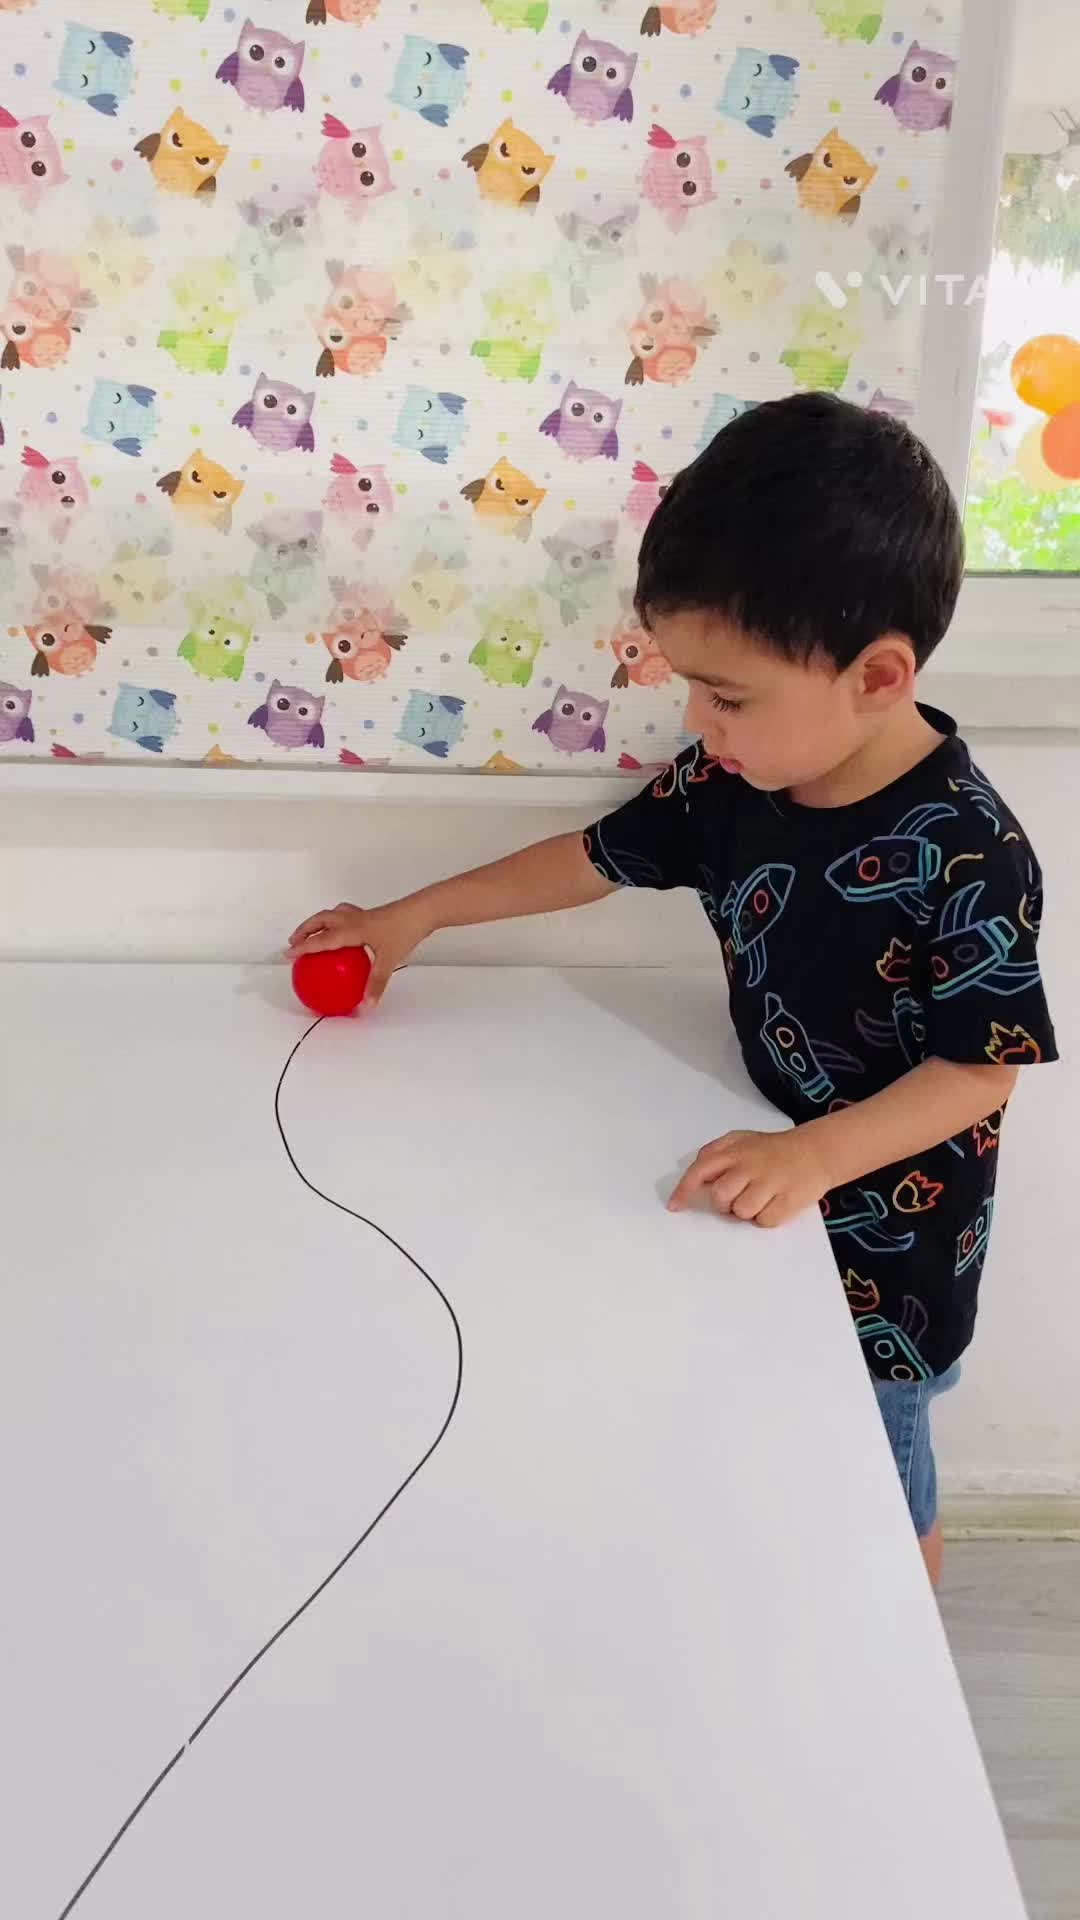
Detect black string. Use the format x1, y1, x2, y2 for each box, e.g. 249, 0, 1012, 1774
56, 1017, 465, 1919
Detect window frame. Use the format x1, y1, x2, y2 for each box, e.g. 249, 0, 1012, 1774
916, 0, 1080, 729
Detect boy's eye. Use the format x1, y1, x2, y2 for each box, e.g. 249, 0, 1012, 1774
710, 694, 741, 713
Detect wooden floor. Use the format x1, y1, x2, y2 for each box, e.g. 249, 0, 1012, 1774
941, 1543, 1080, 1920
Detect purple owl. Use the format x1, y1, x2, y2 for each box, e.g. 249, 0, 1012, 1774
248, 679, 325, 749
0, 683, 34, 746
875, 43, 955, 131
216, 20, 305, 114
233, 374, 316, 453
533, 687, 609, 755
548, 32, 636, 125
539, 382, 621, 461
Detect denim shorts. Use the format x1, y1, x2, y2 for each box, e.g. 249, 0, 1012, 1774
872, 1362, 961, 1538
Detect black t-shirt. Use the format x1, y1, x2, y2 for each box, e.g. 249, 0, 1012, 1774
584, 709, 1058, 1381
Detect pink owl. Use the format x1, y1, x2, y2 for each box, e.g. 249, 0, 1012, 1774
539, 381, 621, 460
625, 275, 714, 385
640, 124, 715, 232
0, 108, 67, 209
547, 32, 636, 125
19, 446, 88, 542
609, 617, 671, 689
875, 43, 956, 131
315, 578, 406, 683
216, 21, 305, 113
316, 117, 393, 214
324, 454, 393, 545
232, 373, 316, 452
533, 686, 609, 755
624, 460, 673, 530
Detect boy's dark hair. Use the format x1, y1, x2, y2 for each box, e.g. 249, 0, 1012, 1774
635, 392, 965, 670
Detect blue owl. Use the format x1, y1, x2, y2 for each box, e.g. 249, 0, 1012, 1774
698, 393, 758, 450
108, 684, 178, 754
84, 380, 158, 458
397, 691, 465, 759
388, 38, 469, 127
393, 387, 467, 465
57, 24, 133, 117
718, 48, 799, 138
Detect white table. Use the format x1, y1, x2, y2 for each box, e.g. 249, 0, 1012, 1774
0, 965, 1025, 1920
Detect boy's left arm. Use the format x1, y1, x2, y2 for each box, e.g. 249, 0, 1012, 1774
671, 820, 1058, 1227
668, 1058, 1018, 1226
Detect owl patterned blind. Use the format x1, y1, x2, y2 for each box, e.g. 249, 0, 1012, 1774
0, 0, 961, 775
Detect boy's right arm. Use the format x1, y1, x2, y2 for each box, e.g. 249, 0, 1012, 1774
287, 832, 614, 1004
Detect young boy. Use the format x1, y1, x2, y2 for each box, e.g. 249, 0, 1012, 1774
289, 394, 1057, 1582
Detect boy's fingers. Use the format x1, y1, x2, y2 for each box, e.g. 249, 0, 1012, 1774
731, 1179, 774, 1223
288, 911, 333, 947
706, 1166, 754, 1214
668, 1139, 737, 1210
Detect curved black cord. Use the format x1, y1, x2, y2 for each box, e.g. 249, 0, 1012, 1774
57, 1017, 465, 1919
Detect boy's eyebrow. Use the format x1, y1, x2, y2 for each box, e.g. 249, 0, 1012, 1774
696, 671, 751, 693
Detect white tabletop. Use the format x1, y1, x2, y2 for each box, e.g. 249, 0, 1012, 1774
0, 964, 1025, 1920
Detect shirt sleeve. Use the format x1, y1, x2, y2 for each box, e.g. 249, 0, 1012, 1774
583, 742, 732, 892
917, 831, 1058, 1069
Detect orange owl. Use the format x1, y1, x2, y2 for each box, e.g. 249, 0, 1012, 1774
156, 450, 243, 532
609, 620, 672, 689
460, 458, 546, 539
785, 130, 876, 223
462, 121, 554, 208
26, 608, 111, 677
135, 110, 228, 198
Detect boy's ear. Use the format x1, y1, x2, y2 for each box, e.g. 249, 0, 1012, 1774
857, 633, 917, 705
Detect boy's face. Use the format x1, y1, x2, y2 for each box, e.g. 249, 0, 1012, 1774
649, 609, 871, 793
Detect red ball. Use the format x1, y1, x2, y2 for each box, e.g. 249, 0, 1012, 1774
291, 946, 372, 1017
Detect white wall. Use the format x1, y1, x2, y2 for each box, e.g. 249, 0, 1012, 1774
1, 735, 1077, 1499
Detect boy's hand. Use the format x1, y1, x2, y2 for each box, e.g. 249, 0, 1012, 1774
287, 899, 431, 1005
667, 1125, 831, 1229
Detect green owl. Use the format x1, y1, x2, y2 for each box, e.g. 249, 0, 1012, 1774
470, 339, 542, 383
178, 581, 253, 682
469, 599, 543, 686
482, 0, 549, 30
153, 0, 210, 16
811, 1, 881, 43
157, 327, 233, 375
780, 297, 860, 393
471, 273, 553, 384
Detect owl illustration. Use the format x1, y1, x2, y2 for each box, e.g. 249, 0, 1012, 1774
610, 618, 671, 689
77, 217, 154, 308
698, 393, 757, 449
109, 684, 179, 754
811, 2, 881, 46
98, 538, 174, 621
0, 303, 76, 372
157, 318, 235, 374
135, 109, 228, 197
84, 381, 158, 457
324, 455, 393, 544
718, 47, 799, 138
389, 38, 469, 127
316, 118, 393, 213
232, 375, 315, 453
876, 43, 956, 131
624, 460, 672, 530
398, 549, 470, 630
540, 381, 621, 460
785, 130, 876, 222
395, 225, 474, 318
0, 108, 68, 208
248, 509, 322, 619
154, 0, 209, 16
238, 191, 318, 303
533, 687, 609, 755
178, 581, 253, 681
460, 457, 546, 538
30, 563, 107, 625
548, 32, 636, 125
0, 683, 34, 746
640, 0, 715, 37
482, 0, 547, 27
26, 609, 110, 678
540, 518, 617, 626
156, 450, 243, 532
315, 581, 406, 684
305, 0, 379, 23
249, 680, 325, 749
216, 21, 305, 114
393, 386, 467, 465
625, 275, 714, 386
640, 124, 716, 231
398, 691, 465, 760
462, 120, 554, 208
56, 24, 133, 117
554, 207, 638, 314
469, 594, 543, 686
6, 247, 94, 327
19, 446, 88, 540
780, 296, 860, 391
471, 271, 553, 383
704, 236, 786, 324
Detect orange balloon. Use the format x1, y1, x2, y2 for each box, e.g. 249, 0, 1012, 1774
1011, 333, 1080, 415
1041, 402, 1080, 480
1012, 422, 1073, 493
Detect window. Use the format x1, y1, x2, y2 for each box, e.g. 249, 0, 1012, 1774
918, 0, 1080, 727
